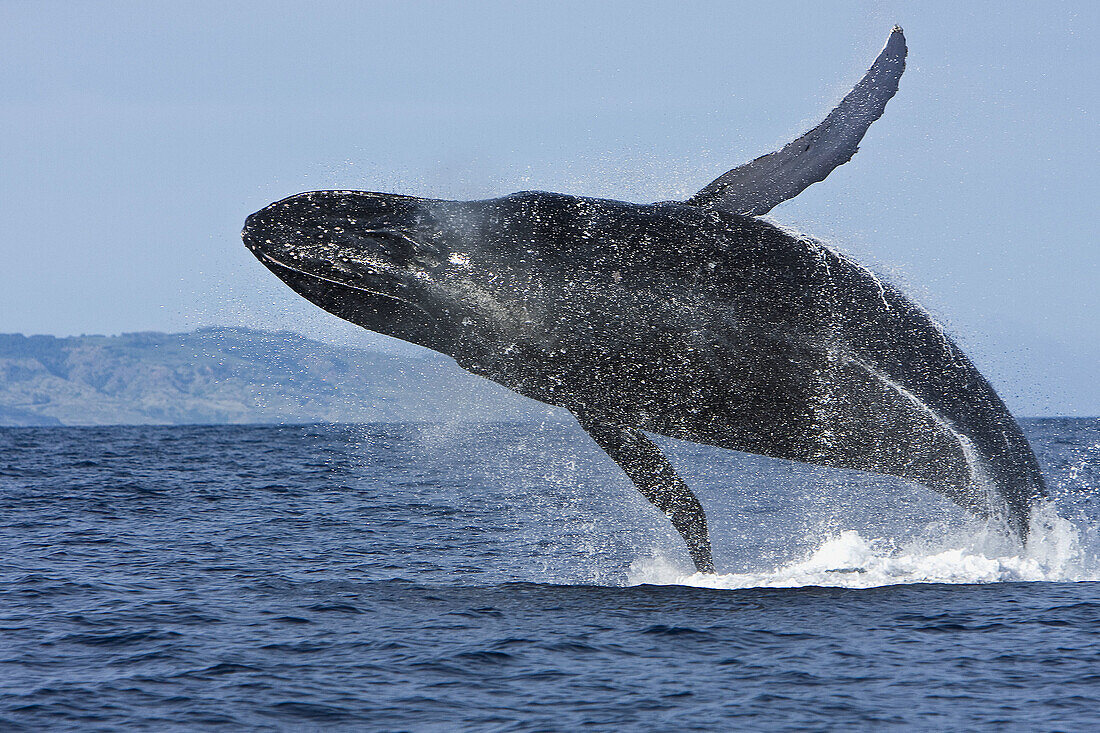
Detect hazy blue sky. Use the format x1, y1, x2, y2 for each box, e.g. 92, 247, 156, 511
0, 1, 1095, 414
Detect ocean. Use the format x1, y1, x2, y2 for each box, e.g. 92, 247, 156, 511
2, 419, 1099, 730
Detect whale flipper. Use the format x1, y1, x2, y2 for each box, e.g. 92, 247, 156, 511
575, 414, 715, 573
688, 27, 907, 216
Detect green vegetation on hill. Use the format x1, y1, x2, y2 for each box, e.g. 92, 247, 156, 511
0, 328, 550, 426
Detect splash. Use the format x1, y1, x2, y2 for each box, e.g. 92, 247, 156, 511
627, 504, 1100, 590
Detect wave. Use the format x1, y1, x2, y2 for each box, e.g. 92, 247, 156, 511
627, 503, 1100, 590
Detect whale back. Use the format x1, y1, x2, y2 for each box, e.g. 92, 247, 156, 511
425, 192, 1046, 538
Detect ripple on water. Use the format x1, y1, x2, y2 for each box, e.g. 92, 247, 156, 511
1, 422, 1099, 730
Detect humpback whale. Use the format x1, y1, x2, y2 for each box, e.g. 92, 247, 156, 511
243, 28, 1046, 573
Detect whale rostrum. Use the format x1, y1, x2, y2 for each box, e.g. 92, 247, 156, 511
244, 28, 1046, 573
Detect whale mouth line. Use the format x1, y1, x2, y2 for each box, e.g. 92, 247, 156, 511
256, 251, 435, 319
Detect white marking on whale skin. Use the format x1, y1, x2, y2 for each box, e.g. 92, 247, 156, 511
287, 237, 402, 276
853, 260, 892, 313
763, 218, 896, 313
846, 355, 1005, 518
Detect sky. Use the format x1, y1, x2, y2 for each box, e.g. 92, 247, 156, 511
0, 1, 1095, 415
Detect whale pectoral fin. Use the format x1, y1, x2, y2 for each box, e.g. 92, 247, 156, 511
575, 414, 715, 574
687, 27, 906, 216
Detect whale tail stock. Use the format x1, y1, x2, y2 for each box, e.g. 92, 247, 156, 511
827, 277, 1048, 542
575, 343, 1045, 576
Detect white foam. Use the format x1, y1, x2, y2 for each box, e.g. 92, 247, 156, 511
627, 504, 1100, 590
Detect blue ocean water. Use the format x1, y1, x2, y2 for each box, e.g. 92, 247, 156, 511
2, 419, 1099, 730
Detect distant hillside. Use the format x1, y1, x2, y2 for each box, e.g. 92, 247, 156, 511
0, 328, 553, 426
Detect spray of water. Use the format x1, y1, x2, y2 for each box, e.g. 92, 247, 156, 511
627, 501, 1100, 589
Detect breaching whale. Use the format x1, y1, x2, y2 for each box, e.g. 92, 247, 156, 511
243, 28, 1046, 573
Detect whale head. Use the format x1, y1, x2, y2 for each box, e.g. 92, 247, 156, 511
243, 190, 488, 354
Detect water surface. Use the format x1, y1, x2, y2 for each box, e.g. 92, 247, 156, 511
2, 420, 1098, 729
